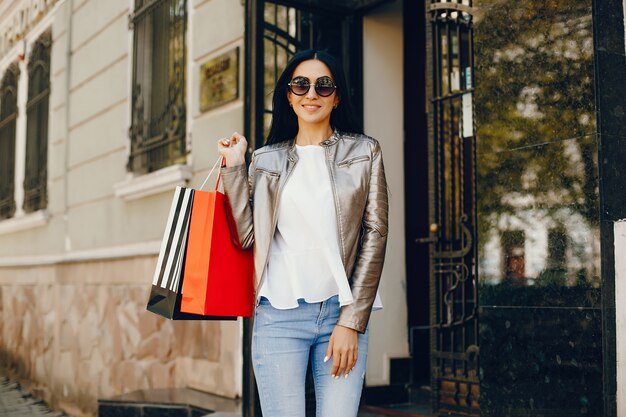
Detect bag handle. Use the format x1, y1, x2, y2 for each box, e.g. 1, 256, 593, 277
199, 156, 225, 191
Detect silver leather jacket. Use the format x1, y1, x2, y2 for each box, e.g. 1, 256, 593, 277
220, 130, 388, 333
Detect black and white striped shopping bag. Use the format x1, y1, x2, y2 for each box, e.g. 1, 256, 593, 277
145, 186, 233, 320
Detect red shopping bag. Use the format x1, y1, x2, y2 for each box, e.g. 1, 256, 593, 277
180, 161, 254, 317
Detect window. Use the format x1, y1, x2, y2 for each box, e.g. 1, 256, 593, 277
23, 30, 51, 213
129, 0, 187, 174
0, 62, 19, 219
502, 230, 525, 282
547, 226, 567, 270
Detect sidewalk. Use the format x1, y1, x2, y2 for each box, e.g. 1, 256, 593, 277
0, 376, 67, 417
1, 373, 421, 417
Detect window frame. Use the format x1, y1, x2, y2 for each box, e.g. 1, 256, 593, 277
23, 29, 52, 214
128, 0, 188, 175
0, 62, 20, 220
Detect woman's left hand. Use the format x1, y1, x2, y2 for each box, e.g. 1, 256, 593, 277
325, 325, 358, 379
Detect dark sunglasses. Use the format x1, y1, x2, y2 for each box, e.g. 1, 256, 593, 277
287, 76, 337, 97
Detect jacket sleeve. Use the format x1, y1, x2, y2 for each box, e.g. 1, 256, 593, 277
220, 157, 255, 250
337, 141, 389, 333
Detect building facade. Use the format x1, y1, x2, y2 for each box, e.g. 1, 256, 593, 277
0, 0, 624, 416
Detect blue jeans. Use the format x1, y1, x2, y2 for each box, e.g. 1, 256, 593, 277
252, 295, 369, 417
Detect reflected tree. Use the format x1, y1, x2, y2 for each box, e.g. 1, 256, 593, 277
473, 4, 603, 414
474, 0, 598, 283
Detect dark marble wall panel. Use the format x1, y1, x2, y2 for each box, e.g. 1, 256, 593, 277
595, 52, 626, 140
600, 219, 617, 416
599, 134, 626, 221
592, 1, 625, 413
474, 0, 596, 152
477, 135, 601, 308
592, 0, 626, 54
479, 306, 603, 417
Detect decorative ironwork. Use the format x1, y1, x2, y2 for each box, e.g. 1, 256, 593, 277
427, 1, 475, 15
426, 1, 480, 416
23, 30, 51, 213
262, 2, 299, 139
248, 1, 361, 149
0, 62, 19, 219
129, 0, 187, 174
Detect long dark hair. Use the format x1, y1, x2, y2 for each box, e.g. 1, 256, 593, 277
266, 49, 362, 145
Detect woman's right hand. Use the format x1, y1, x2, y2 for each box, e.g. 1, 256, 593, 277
217, 132, 248, 167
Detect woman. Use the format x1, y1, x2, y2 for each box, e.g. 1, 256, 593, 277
217, 49, 388, 417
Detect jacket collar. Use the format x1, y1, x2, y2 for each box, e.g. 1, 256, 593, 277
286, 129, 340, 160
286, 138, 297, 162
320, 129, 340, 146
285, 129, 341, 163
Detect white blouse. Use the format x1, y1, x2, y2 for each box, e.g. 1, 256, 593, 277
258, 144, 383, 311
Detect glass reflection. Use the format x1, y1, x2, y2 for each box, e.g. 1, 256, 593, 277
474, 0, 599, 298
478, 137, 601, 290
473, 0, 595, 151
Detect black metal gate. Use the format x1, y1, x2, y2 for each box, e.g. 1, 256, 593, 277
425, 1, 479, 416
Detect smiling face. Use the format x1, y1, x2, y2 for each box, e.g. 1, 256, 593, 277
287, 59, 339, 129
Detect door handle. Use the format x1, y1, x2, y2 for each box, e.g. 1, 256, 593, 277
415, 223, 439, 244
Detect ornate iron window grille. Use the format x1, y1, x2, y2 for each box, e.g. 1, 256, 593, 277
23, 31, 51, 214
426, 1, 480, 416
129, 0, 187, 174
0, 62, 19, 219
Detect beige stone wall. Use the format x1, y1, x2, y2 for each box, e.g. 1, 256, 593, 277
0, 0, 414, 413
0, 256, 241, 417
0, 0, 246, 255
0, 0, 246, 415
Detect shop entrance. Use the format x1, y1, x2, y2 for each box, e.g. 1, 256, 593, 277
244, 1, 480, 416
243, 1, 382, 415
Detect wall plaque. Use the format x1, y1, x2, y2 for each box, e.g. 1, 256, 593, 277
200, 47, 239, 112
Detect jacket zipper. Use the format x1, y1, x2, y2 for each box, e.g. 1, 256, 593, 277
325, 146, 346, 267
255, 167, 281, 177
336, 155, 370, 168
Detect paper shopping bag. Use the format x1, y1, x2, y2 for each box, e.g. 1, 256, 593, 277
180, 188, 254, 317
146, 186, 235, 320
